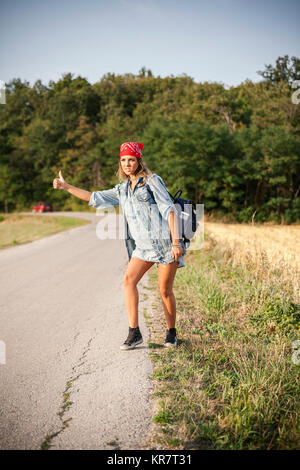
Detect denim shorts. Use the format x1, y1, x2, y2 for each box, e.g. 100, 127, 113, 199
131, 239, 186, 268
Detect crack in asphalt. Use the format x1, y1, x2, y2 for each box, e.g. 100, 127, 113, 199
40, 336, 95, 450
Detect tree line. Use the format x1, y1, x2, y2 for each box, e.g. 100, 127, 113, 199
0, 55, 299, 223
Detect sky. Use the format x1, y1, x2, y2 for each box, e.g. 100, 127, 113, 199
1, 0, 299, 88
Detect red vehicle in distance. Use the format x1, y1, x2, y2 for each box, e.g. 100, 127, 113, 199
32, 202, 53, 213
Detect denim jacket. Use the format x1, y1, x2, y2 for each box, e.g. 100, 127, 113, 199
89, 173, 186, 264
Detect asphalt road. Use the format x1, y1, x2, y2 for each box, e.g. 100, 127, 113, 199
0, 212, 154, 450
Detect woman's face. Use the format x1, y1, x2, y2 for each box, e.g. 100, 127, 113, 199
120, 155, 139, 177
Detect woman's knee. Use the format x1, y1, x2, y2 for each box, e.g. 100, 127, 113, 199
159, 284, 173, 298
123, 272, 138, 288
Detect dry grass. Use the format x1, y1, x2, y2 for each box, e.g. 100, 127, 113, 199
0, 213, 89, 249
142, 223, 300, 450
205, 222, 300, 303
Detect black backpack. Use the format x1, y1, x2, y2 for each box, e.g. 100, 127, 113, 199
145, 184, 199, 249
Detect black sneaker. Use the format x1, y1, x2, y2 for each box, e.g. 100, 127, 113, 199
120, 327, 143, 350
164, 328, 178, 348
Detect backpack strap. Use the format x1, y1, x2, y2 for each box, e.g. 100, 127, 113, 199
145, 183, 155, 201
172, 190, 182, 200
142, 175, 155, 202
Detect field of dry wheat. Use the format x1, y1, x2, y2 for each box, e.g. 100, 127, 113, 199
204, 222, 300, 302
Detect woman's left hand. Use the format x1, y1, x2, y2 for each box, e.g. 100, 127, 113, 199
171, 244, 183, 261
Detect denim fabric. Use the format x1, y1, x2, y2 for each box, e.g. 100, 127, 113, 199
125, 182, 154, 250
131, 238, 186, 268
88, 173, 186, 268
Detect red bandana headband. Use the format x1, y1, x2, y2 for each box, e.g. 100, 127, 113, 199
120, 142, 143, 159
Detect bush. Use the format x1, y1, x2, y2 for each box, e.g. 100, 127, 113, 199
237, 206, 255, 223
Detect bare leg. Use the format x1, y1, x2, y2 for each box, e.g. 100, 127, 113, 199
123, 257, 154, 328
158, 260, 178, 329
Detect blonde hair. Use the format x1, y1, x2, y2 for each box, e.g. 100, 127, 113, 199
116, 157, 153, 182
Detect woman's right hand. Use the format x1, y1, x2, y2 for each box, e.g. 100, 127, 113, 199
53, 170, 67, 190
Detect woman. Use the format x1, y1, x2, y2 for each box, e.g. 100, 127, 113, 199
53, 142, 186, 351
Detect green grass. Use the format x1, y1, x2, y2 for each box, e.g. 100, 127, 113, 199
40, 377, 77, 450
145, 235, 300, 450
0, 213, 90, 249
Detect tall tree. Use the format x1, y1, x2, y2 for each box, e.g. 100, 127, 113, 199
257, 55, 300, 84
